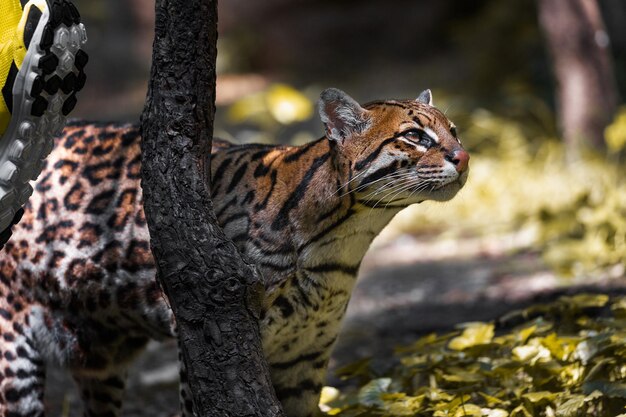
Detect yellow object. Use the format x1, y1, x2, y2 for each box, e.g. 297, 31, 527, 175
0, 0, 39, 134
448, 322, 495, 351
605, 106, 626, 153
266, 84, 313, 124
228, 83, 314, 127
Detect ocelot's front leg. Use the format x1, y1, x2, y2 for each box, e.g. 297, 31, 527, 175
0, 312, 46, 417
270, 359, 330, 417
72, 369, 129, 417
177, 346, 196, 417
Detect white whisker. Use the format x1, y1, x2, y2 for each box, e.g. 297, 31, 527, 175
370, 180, 417, 208
358, 173, 415, 202
331, 168, 371, 196
342, 171, 411, 198
364, 180, 418, 222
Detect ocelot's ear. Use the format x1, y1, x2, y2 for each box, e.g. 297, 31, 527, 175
318, 88, 371, 142
416, 89, 433, 106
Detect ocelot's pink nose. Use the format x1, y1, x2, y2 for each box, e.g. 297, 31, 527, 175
448, 149, 469, 173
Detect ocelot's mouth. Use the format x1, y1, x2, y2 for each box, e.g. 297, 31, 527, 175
435, 169, 469, 190
427, 177, 466, 202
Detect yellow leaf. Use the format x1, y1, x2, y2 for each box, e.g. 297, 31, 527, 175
319, 386, 340, 405
479, 392, 504, 406
440, 368, 484, 383
510, 404, 533, 417
517, 325, 537, 343
384, 394, 425, 415
454, 403, 482, 416
482, 409, 509, 417
449, 323, 495, 351
513, 338, 552, 363
561, 294, 609, 309
522, 391, 557, 403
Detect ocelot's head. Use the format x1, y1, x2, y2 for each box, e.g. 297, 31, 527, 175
319, 88, 469, 205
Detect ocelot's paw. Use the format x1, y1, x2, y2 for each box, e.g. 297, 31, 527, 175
0, 0, 88, 249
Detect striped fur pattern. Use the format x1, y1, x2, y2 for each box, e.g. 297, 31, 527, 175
0, 89, 468, 416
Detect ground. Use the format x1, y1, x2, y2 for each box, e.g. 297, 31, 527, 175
43, 233, 626, 416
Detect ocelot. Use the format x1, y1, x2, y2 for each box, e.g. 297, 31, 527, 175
0, 88, 468, 417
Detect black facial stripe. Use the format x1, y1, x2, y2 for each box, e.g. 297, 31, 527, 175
355, 114, 455, 180
363, 100, 410, 110
358, 161, 399, 188
412, 116, 425, 127
415, 112, 433, 123
354, 137, 396, 171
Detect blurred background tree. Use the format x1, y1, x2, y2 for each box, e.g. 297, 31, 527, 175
538, 0, 619, 158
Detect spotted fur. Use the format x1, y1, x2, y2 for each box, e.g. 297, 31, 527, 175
0, 89, 468, 417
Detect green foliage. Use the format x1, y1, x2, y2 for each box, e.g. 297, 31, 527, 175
322, 294, 626, 417
537, 179, 626, 276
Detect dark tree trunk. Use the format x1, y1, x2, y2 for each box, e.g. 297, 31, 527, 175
537, 0, 619, 158
139, 0, 284, 416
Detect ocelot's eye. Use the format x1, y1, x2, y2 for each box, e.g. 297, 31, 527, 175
403, 129, 434, 147
450, 126, 457, 138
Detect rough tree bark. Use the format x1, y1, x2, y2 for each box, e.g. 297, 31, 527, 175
537, 0, 619, 158
139, 0, 284, 415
